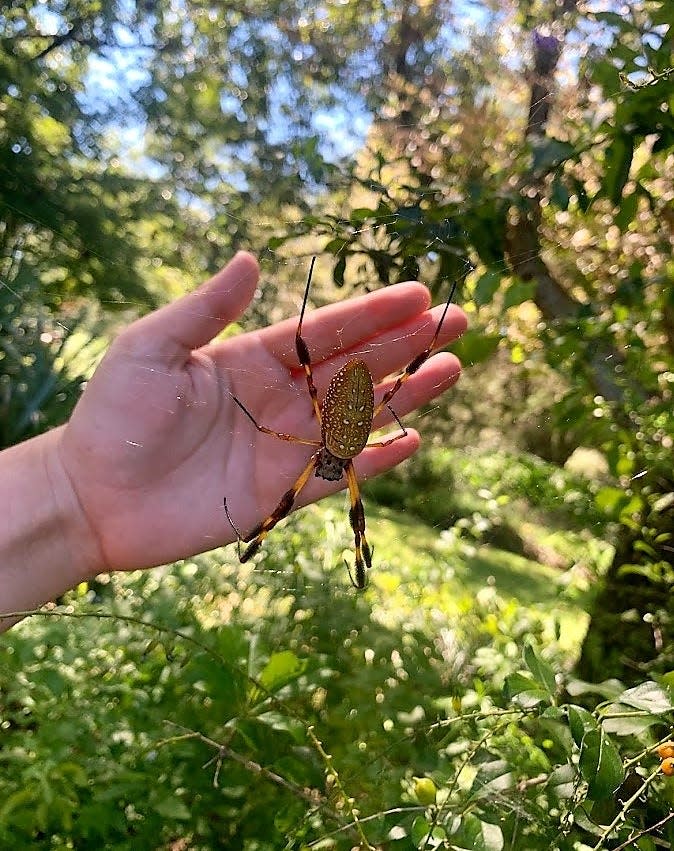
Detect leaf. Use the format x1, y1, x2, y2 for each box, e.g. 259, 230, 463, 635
450, 330, 500, 366
614, 191, 638, 232
273, 803, 301, 835
594, 486, 630, 516
579, 728, 624, 800
333, 254, 346, 287
58, 762, 89, 787
31, 115, 71, 155
571, 177, 591, 211
602, 134, 634, 205
411, 815, 433, 845
259, 651, 307, 692
396, 204, 424, 224
361, 173, 387, 192
548, 763, 576, 801
153, 795, 191, 820
323, 237, 349, 254
568, 705, 598, 746
503, 672, 550, 708
660, 670, 674, 694
0, 788, 37, 821
550, 173, 571, 210
470, 759, 514, 798
595, 11, 635, 28
633, 540, 657, 557
39, 666, 69, 697
566, 678, 625, 700
618, 495, 644, 525
473, 269, 501, 306
449, 814, 504, 851
523, 644, 557, 696
267, 235, 291, 250
503, 279, 536, 310
531, 138, 575, 174
539, 706, 575, 754
617, 681, 673, 714
350, 207, 376, 224
603, 713, 661, 736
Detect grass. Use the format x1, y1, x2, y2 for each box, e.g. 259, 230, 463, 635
297, 490, 595, 656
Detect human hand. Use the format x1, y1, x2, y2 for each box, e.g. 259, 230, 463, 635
56, 252, 467, 576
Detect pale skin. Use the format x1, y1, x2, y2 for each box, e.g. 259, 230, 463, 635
0, 252, 467, 629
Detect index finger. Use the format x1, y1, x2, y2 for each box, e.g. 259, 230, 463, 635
259, 280, 432, 367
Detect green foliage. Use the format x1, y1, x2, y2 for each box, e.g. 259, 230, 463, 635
0, 568, 316, 848
0, 273, 105, 447
366, 445, 609, 568
299, 0, 674, 684
1, 512, 673, 848
0, 4, 166, 311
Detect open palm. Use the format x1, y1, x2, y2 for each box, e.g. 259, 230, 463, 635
57, 252, 466, 575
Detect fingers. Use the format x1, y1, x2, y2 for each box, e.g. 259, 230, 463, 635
371, 351, 461, 429
357, 429, 420, 480
261, 353, 460, 511
126, 252, 259, 362
313, 301, 467, 389
261, 280, 432, 367
261, 279, 466, 391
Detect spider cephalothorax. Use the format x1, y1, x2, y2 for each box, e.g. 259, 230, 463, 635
224, 257, 458, 588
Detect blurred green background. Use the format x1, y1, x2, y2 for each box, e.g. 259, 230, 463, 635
1, 2, 673, 848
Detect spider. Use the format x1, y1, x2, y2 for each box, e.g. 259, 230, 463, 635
224, 257, 459, 588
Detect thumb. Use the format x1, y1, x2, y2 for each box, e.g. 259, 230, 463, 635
131, 251, 259, 361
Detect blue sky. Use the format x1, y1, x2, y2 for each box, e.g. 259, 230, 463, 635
75, 0, 492, 171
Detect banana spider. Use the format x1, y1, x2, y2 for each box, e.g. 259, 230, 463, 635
224, 258, 458, 588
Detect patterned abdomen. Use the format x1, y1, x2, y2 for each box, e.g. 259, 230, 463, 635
321, 359, 375, 459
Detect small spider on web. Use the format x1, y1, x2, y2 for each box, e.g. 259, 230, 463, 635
224, 257, 460, 589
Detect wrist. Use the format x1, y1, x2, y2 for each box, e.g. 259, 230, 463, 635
0, 428, 106, 626
46, 426, 108, 582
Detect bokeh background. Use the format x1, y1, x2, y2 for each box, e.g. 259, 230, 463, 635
1, 2, 674, 848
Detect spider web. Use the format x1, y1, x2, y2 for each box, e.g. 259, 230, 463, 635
0, 5, 661, 621
0, 0, 658, 638
1, 3, 671, 846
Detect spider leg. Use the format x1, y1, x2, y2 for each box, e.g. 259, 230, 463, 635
366, 403, 408, 448
222, 497, 246, 560
295, 257, 323, 424
371, 277, 459, 420
231, 393, 321, 447
224, 452, 319, 562
344, 461, 372, 590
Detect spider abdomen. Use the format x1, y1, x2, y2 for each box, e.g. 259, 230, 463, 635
320, 359, 375, 460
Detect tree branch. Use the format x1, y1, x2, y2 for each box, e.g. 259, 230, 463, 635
32, 20, 84, 61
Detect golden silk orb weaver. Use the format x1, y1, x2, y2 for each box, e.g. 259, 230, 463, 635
224, 257, 459, 589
